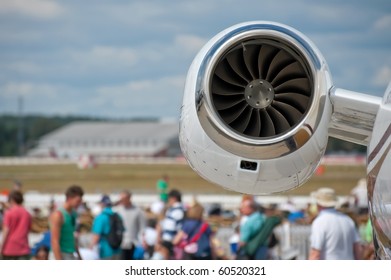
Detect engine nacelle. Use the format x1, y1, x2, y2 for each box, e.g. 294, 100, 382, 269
179, 21, 333, 194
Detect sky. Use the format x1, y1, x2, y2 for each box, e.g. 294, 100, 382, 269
0, 0, 390, 119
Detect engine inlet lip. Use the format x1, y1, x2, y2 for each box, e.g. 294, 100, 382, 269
194, 22, 330, 159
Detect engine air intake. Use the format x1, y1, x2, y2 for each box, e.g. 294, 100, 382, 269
211, 39, 313, 138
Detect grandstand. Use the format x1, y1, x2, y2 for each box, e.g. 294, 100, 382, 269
27, 120, 181, 158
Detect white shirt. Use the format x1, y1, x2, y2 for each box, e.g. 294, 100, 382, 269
144, 227, 158, 247
351, 184, 368, 208
310, 208, 360, 260
161, 202, 184, 242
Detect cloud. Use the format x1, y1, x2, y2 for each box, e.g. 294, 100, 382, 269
174, 35, 207, 55
373, 14, 391, 30
372, 66, 391, 87
83, 46, 139, 65
0, 0, 64, 19
0, 82, 57, 98
0, 0, 390, 118
93, 75, 185, 117
6, 62, 43, 75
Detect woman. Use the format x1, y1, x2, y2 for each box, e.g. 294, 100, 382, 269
172, 201, 213, 260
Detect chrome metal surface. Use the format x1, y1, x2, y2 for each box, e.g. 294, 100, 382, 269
367, 81, 391, 259
329, 88, 381, 146
195, 22, 330, 159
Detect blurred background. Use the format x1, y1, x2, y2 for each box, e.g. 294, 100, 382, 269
0, 0, 390, 260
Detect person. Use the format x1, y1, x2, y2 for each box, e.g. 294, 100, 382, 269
32, 246, 50, 260
156, 175, 169, 203
0, 190, 32, 260
159, 189, 185, 256
0, 208, 3, 231
151, 241, 172, 260
142, 218, 158, 259
0, 180, 23, 212
237, 199, 267, 260
362, 218, 375, 260
350, 178, 368, 215
115, 190, 145, 260
50, 185, 84, 260
309, 187, 362, 260
228, 224, 240, 259
12, 180, 23, 192
31, 230, 51, 257
173, 201, 213, 260
239, 195, 254, 227
90, 195, 122, 260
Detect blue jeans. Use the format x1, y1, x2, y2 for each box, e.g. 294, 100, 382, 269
253, 246, 268, 260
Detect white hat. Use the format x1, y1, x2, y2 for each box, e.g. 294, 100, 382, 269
314, 188, 338, 208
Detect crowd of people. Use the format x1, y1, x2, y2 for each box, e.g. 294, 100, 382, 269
0, 177, 375, 260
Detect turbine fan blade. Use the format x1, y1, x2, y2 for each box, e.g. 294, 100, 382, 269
272, 101, 303, 126
230, 106, 253, 133
218, 101, 248, 124
271, 61, 306, 87
210, 39, 313, 138
266, 49, 295, 82
213, 94, 244, 110
274, 78, 311, 95
267, 106, 291, 134
214, 59, 247, 87
260, 109, 276, 137
226, 48, 252, 82
243, 44, 261, 79
274, 93, 309, 113
258, 44, 279, 79
244, 109, 262, 137
212, 75, 245, 96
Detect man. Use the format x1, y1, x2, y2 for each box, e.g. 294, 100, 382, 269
156, 175, 169, 203
50, 185, 84, 260
115, 190, 145, 260
90, 195, 122, 259
0, 190, 32, 260
159, 189, 185, 254
309, 187, 362, 260
238, 199, 267, 259
350, 178, 368, 215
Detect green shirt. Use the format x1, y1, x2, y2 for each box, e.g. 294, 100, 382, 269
364, 219, 373, 243
58, 208, 77, 253
240, 212, 265, 243
156, 179, 168, 202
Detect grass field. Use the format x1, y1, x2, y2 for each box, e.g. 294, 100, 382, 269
0, 162, 366, 196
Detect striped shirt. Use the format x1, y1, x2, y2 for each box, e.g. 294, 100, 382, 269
161, 202, 185, 242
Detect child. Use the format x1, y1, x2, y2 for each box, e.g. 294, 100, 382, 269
33, 246, 49, 260
142, 218, 158, 259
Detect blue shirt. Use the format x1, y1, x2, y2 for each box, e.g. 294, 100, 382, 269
240, 211, 265, 243
182, 219, 212, 240
92, 207, 121, 258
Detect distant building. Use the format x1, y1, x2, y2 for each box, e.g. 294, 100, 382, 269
27, 121, 181, 158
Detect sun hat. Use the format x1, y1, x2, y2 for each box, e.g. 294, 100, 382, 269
314, 188, 338, 208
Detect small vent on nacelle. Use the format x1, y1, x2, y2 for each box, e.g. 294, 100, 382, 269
211, 39, 313, 138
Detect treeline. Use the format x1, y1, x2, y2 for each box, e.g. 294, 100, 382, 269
0, 115, 105, 156
0, 115, 366, 156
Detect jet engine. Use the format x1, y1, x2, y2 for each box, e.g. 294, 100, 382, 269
180, 21, 334, 194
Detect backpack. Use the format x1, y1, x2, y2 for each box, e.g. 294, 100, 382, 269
104, 213, 125, 249
244, 216, 281, 257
